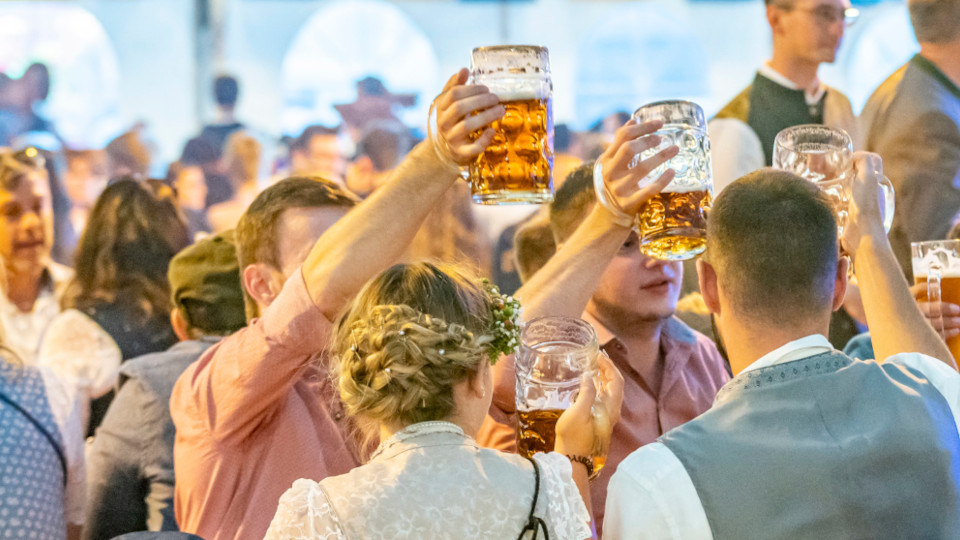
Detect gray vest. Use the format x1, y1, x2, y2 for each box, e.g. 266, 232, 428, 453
660, 351, 960, 540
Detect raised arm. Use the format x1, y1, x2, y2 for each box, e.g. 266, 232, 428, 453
514, 120, 678, 319
304, 69, 503, 320
490, 120, 677, 412
843, 152, 956, 369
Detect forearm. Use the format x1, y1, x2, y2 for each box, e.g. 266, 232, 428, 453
515, 207, 628, 319
570, 461, 594, 534
856, 236, 956, 368
303, 142, 460, 319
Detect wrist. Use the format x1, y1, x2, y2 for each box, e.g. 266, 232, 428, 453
565, 454, 594, 478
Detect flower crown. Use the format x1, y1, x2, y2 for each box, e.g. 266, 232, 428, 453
483, 280, 522, 365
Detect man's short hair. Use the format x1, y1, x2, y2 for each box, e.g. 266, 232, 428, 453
908, 0, 960, 43
356, 127, 408, 172
548, 162, 597, 244
291, 125, 339, 153
214, 75, 239, 107
514, 213, 556, 283
235, 177, 358, 318
706, 169, 839, 325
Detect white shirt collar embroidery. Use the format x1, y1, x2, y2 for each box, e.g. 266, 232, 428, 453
739, 334, 835, 376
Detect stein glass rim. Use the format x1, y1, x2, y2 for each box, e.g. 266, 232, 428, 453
472, 44, 548, 54
633, 100, 707, 128
774, 124, 853, 154
517, 316, 598, 376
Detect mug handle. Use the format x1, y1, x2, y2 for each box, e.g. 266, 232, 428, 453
928, 267, 946, 341
879, 175, 896, 234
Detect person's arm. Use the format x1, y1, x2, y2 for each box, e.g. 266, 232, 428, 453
844, 152, 956, 369
172, 70, 505, 443
490, 120, 676, 404
303, 69, 504, 320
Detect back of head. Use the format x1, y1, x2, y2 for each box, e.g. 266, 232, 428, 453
214, 75, 239, 108
292, 125, 339, 154
909, 0, 960, 43
706, 169, 838, 326
548, 161, 597, 244
168, 230, 246, 338
234, 176, 358, 317
514, 214, 556, 283
333, 262, 496, 427
67, 178, 190, 320
105, 132, 150, 180
356, 126, 408, 172
222, 131, 261, 187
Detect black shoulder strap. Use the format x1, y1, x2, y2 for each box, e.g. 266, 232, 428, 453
0, 389, 67, 485
517, 456, 550, 540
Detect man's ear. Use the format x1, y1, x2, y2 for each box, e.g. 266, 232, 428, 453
242, 263, 280, 310
698, 259, 722, 315
170, 308, 191, 342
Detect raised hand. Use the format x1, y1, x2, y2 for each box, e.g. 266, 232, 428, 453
432, 68, 505, 166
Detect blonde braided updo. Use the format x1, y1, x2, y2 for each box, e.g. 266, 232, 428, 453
333, 262, 497, 426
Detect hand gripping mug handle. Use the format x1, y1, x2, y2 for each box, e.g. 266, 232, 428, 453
879, 175, 896, 234
928, 267, 946, 341
592, 160, 635, 228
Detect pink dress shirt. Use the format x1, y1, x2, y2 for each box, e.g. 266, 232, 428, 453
478, 313, 729, 535
170, 270, 362, 540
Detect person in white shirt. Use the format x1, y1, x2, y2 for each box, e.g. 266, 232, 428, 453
604, 155, 960, 540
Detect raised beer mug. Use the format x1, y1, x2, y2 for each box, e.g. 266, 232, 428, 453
773, 125, 895, 237
468, 45, 554, 205
595, 101, 714, 261
912, 240, 960, 362
515, 316, 607, 479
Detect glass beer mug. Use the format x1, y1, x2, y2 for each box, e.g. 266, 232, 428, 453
593, 100, 714, 261
912, 240, 960, 361
467, 45, 554, 205
515, 317, 607, 478
773, 125, 895, 237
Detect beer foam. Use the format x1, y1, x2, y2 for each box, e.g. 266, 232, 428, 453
493, 87, 547, 101
661, 184, 711, 194
913, 248, 960, 277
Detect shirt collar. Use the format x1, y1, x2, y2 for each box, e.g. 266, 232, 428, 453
739, 334, 834, 375
759, 63, 827, 106
580, 310, 618, 348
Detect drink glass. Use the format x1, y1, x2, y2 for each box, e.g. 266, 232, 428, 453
773, 125, 895, 238
912, 239, 960, 361
515, 316, 605, 478
593, 100, 714, 261
468, 45, 553, 205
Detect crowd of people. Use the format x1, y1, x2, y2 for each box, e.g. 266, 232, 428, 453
0, 0, 959, 538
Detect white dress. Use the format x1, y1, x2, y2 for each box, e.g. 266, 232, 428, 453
265, 421, 592, 540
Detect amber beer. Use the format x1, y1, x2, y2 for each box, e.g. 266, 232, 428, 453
914, 274, 960, 361
517, 408, 606, 477
468, 93, 553, 204
636, 189, 712, 260
469, 45, 553, 204
631, 101, 714, 260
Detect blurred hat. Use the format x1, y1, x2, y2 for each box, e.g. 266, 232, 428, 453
334, 76, 416, 131
168, 230, 245, 329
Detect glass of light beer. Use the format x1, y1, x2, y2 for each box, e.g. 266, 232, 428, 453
912, 240, 960, 361
773, 125, 895, 238
631, 100, 714, 261
515, 316, 607, 478
468, 45, 553, 205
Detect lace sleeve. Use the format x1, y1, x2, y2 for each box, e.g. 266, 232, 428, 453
264, 479, 348, 540
533, 452, 592, 540
36, 309, 121, 400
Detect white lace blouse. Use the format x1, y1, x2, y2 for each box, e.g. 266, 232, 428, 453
265, 421, 592, 540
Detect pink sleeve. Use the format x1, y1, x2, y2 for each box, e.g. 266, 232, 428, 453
172, 268, 331, 444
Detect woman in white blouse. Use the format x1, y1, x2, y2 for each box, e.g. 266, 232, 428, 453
266, 262, 622, 539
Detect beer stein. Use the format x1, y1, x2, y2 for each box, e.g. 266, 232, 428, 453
515, 316, 607, 478
912, 239, 960, 361
773, 125, 895, 238
593, 100, 714, 261
467, 45, 554, 205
